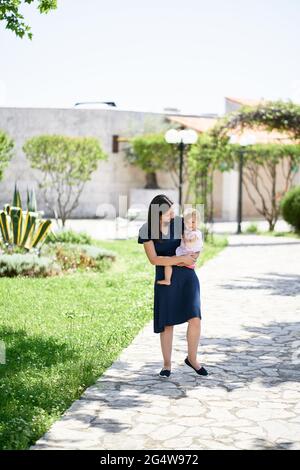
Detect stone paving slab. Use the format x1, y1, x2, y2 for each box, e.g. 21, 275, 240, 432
31, 234, 300, 450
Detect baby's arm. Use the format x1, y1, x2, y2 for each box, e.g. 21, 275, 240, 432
190, 230, 203, 252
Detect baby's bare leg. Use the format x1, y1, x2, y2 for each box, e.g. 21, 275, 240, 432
157, 265, 172, 285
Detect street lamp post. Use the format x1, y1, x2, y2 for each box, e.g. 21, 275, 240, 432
229, 134, 256, 234
165, 128, 198, 207
178, 140, 184, 207
237, 149, 244, 234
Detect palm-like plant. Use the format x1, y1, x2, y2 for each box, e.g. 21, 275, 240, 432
0, 183, 53, 253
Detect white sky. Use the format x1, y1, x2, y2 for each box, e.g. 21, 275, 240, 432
0, 0, 300, 115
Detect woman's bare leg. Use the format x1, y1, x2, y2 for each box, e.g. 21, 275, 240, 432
160, 325, 174, 369
186, 317, 201, 369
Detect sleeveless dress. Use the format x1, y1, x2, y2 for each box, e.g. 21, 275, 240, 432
137, 215, 202, 333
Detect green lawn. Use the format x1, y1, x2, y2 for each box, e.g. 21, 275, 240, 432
0, 235, 227, 450
257, 230, 300, 238
220, 229, 300, 239
242, 222, 300, 238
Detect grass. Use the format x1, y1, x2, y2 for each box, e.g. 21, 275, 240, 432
243, 223, 300, 238
0, 235, 227, 450
257, 230, 300, 238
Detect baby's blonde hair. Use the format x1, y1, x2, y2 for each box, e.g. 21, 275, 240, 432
183, 208, 201, 227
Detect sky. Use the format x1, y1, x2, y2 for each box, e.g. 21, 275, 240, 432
0, 0, 300, 116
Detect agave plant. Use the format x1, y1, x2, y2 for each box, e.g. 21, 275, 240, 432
0, 183, 53, 252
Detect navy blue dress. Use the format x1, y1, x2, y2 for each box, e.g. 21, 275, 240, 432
138, 215, 202, 333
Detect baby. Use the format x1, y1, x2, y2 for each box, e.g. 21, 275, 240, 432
157, 208, 203, 285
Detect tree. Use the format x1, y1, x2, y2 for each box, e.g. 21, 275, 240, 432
0, 129, 14, 181
211, 100, 300, 139
230, 143, 300, 230
0, 0, 57, 39
210, 100, 300, 230
124, 133, 178, 189
188, 133, 233, 223
23, 134, 107, 227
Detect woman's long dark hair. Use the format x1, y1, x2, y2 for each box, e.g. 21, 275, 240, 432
147, 194, 173, 242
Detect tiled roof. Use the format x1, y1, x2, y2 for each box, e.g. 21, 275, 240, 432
166, 115, 217, 133
225, 96, 267, 106
228, 126, 296, 144
166, 113, 296, 144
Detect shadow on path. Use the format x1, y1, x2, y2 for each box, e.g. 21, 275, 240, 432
219, 273, 300, 297
56, 321, 300, 434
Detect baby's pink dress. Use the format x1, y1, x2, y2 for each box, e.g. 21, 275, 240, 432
175, 229, 203, 269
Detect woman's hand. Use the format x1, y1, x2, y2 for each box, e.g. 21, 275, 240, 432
178, 253, 197, 266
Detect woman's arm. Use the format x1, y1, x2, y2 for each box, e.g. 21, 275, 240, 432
143, 240, 197, 266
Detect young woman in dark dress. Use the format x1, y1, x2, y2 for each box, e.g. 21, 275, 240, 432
138, 194, 208, 378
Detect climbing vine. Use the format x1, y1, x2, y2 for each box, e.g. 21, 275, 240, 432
208, 100, 300, 230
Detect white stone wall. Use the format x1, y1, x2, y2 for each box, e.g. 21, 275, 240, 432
0, 107, 176, 218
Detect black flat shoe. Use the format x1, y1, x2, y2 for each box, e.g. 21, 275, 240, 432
184, 356, 208, 376
159, 368, 171, 378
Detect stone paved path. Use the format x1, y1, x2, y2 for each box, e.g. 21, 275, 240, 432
31, 234, 300, 450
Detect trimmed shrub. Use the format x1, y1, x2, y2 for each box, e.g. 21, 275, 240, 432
245, 223, 258, 233
0, 254, 61, 277
280, 186, 300, 232
41, 243, 116, 272
45, 229, 93, 245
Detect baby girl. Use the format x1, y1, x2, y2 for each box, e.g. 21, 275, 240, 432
157, 209, 203, 285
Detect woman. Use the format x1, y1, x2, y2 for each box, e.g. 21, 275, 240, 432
138, 194, 208, 378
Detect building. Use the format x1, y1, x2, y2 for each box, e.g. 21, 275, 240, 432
167, 97, 300, 221
0, 97, 299, 221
